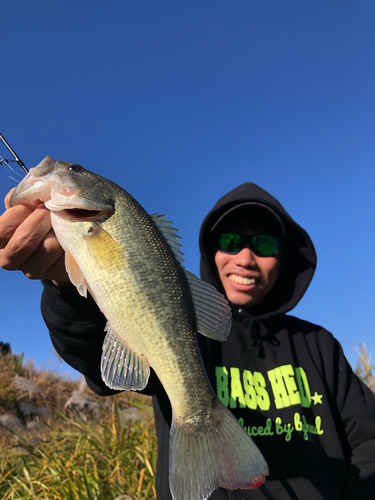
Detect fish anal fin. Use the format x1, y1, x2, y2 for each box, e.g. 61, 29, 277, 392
65, 251, 88, 298
101, 322, 150, 391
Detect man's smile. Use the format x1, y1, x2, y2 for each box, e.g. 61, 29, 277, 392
228, 274, 257, 285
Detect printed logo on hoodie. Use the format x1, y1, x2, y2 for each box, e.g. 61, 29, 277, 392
215, 364, 324, 442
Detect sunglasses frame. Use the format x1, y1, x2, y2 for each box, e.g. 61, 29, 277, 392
217, 232, 280, 257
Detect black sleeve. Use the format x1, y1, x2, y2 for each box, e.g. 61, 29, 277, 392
40, 279, 159, 396
323, 333, 375, 499
340, 361, 375, 498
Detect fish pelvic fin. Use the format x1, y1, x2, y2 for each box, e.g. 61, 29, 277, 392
185, 271, 231, 341
101, 323, 150, 391
169, 400, 268, 500
65, 251, 88, 298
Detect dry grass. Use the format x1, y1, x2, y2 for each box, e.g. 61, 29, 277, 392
0, 340, 371, 499
0, 353, 77, 414
354, 343, 375, 393
0, 350, 157, 499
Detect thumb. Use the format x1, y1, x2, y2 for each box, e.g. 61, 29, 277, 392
4, 188, 43, 211
4, 188, 16, 210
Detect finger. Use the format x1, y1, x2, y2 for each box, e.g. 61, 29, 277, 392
4, 188, 15, 209
0, 205, 53, 269
4, 188, 41, 211
20, 229, 68, 282
0, 200, 46, 249
43, 255, 71, 284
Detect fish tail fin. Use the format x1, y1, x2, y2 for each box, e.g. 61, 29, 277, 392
169, 399, 268, 500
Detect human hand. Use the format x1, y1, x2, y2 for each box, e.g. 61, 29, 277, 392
0, 188, 73, 289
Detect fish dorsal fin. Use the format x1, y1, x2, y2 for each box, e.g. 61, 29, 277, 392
151, 213, 231, 340
65, 251, 88, 298
184, 270, 231, 341
151, 213, 185, 265
101, 322, 150, 391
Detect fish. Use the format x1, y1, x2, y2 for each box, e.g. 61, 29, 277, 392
10, 156, 268, 500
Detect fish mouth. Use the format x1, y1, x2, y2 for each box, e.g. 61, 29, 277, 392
10, 175, 50, 207
59, 207, 114, 222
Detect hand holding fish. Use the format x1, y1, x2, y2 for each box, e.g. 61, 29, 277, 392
0, 188, 72, 288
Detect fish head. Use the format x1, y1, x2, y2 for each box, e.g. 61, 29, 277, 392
10, 156, 115, 222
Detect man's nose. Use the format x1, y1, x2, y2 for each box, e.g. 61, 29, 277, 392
233, 247, 257, 267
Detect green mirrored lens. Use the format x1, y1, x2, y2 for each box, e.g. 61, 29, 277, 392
251, 235, 279, 256
218, 233, 279, 256
218, 233, 243, 253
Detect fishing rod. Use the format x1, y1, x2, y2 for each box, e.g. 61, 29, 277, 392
0, 133, 29, 174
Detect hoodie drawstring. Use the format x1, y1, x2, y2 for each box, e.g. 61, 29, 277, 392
241, 317, 268, 358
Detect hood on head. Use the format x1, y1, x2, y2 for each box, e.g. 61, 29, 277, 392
199, 183, 317, 317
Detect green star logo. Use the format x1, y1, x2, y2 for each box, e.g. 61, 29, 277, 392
311, 392, 323, 405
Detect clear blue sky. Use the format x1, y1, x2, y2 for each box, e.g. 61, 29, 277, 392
1, 0, 374, 378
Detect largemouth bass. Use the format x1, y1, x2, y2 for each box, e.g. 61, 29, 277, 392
10, 156, 268, 500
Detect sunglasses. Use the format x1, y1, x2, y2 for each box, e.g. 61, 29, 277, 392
217, 232, 280, 257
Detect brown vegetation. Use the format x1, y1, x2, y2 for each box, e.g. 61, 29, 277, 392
0, 349, 157, 499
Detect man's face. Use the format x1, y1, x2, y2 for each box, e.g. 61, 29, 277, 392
214, 217, 281, 311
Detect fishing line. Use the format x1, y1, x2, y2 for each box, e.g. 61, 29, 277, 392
0, 155, 24, 183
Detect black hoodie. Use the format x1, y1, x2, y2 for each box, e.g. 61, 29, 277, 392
41, 183, 375, 500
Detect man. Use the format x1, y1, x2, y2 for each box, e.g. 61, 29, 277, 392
1, 182, 375, 499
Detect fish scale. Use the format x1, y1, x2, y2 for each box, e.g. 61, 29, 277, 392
66, 195, 207, 415
10, 156, 268, 500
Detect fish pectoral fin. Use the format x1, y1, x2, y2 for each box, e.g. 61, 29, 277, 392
65, 251, 88, 298
101, 322, 150, 391
184, 270, 231, 341
83, 223, 126, 272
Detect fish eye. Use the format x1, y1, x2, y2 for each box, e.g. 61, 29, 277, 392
68, 164, 80, 172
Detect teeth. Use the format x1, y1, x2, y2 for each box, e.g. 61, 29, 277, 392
229, 275, 257, 285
